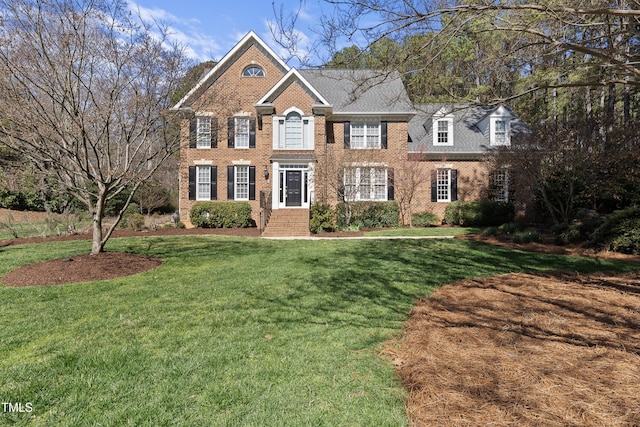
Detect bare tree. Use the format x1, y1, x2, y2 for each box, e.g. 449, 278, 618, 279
0, 0, 190, 254
394, 146, 430, 227
135, 180, 170, 218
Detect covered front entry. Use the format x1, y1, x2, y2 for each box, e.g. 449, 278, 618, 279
271, 161, 314, 209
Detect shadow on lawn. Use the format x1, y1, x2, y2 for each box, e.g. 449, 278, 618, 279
245, 239, 637, 333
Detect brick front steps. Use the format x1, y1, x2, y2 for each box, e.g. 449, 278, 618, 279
261, 209, 310, 237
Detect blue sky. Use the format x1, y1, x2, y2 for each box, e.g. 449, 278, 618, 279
128, 0, 323, 65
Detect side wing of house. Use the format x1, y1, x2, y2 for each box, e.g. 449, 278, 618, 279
408, 104, 526, 219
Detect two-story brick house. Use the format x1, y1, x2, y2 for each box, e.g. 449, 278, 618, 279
171, 31, 526, 235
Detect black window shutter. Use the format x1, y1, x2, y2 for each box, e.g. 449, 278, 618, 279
249, 166, 256, 200
227, 166, 234, 200
211, 117, 218, 148
189, 118, 197, 148
344, 121, 350, 149
210, 166, 217, 200
387, 168, 394, 201
451, 169, 458, 201
227, 118, 234, 148
431, 170, 437, 202
326, 121, 335, 144
249, 118, 256, 148
381, 121, 388, 149
188, 166, 196, 200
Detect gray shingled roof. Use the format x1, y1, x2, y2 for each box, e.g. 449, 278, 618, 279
299, 69, 414, 114
408, 104, 528, 156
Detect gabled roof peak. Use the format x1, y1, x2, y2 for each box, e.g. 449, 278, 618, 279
172, 31, 290, 110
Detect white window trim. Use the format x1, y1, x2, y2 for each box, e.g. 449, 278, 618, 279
234, 165, 249, 201
436, 169, 452, 202
432, 116, 454, 146
490, 117, 511, 145
196, 166, 211, 201
196, 117, 211, 149
344, 167, 387, 201
234, 117, 250, 149
350, 121, 381, 149
242, 65, 265, 77
272, 107, 314, 150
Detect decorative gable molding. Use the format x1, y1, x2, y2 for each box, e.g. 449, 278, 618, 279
172, 31, 290, 110
255, 69, 331, 110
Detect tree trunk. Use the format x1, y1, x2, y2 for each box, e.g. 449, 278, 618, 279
91, 188, 107, 255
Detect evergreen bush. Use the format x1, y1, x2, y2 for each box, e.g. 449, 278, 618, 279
189, 202, 252, 228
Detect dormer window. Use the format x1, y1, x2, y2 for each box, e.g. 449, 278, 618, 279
242, 65, 264, 77
490, 118, 510, 145
489, 106, 512, 145
432, 116, 453, 146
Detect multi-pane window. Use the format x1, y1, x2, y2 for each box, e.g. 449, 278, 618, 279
494, 120, 506, 144
433, 117, 453, 145
196, 117, 211, 148
491, 169, 509, 202
350, 122, 380, 149
437, 120, 449, 144
437, 169, 451, 202
234, 117, 250, 148
235, 165, 249, 200
196, 166, 211, 200
274, 111, 314, 150
344, 167, 387, 201
242, 65, 265, 77
285, 112, 303, 149
491, 117, 510, 145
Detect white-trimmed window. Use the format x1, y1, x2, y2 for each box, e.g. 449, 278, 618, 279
491, 168, 509, 202
242, 65, 264, 77
437, 169, 451, 202
490, 117, 510, 145
235, 117, 250, 148
350, 122, 380, 149
196, 117, 211, 148
235, 165, 249, 200
196, 166, 211, 200
273, 109, 314, 150
433, 117, 453, 146
343, 167, 387, 201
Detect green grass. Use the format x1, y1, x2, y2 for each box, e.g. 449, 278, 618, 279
364, 226, 481, 237
0, 236, 637, 426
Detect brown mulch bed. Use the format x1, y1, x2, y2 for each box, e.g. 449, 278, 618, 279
1, 252, 163, 287
385, 271, 640, 426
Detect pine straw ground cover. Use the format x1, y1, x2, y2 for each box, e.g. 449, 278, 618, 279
386, 271, 640, 426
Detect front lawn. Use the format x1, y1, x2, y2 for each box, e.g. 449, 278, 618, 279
364, 226, 481, 237
0, 236, 636, 426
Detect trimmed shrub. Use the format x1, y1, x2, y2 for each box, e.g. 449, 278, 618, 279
444, 200, 515, 227
336, 201, 400, 229
123, 213, 145, 231
309, 204, 336, 234
591, 207, 640, 254
190, 202, 252, 228
412, 211, 440, 227
513, 230, 543, 244
120, 203, 141, 229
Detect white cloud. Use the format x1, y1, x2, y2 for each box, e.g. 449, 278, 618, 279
126, 1, 224, 62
